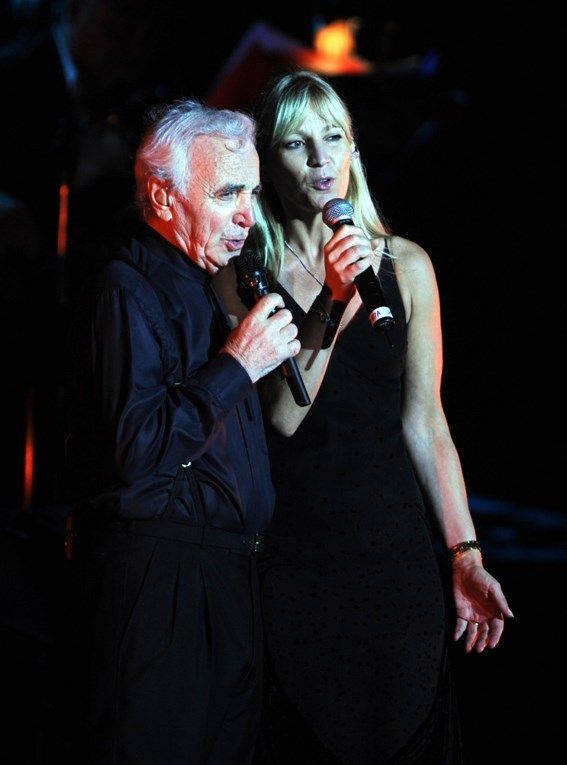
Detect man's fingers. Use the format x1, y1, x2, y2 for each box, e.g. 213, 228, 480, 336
288, 339, 301, 356
249, 292, 285, 317
282, 320, 298, 340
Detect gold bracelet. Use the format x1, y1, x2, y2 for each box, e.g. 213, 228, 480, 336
449, 539, 481, 560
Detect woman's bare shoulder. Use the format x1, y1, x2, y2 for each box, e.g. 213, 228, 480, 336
381, 235, 436, 284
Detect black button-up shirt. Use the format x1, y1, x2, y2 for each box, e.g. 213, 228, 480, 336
68, 226, 274, 532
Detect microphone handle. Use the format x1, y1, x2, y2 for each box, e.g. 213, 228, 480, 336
247, 275, 311, 407
332, 218, 395, 345
354, 267, 395, 338
279, 355, 311, 407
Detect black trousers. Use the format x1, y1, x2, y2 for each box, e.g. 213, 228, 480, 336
73, 529, 263, 764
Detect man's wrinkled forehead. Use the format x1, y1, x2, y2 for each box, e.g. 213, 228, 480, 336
189, 135, 259, 191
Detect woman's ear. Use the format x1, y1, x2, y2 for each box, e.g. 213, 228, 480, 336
351, 144, 360, 159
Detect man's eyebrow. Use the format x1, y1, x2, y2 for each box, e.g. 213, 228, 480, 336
217, 183, 244, 195
217, 183, 262, 195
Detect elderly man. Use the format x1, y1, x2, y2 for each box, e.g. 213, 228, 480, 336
67, 99, 299, 764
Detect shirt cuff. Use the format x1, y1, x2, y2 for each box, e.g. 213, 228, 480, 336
189, 352, 253, 413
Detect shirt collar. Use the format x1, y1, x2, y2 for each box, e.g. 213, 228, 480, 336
137, 224, 209, 285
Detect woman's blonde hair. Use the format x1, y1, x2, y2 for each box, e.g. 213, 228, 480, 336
254, 70, 390, 276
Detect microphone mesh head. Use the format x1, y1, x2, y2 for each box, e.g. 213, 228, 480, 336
234, 243, 269, 305
322, 198, 354, 228
234, 244, 264, 279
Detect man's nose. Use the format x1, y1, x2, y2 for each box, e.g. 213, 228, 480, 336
234, 199, 255, 228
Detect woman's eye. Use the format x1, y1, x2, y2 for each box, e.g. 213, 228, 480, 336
326, 133, 342, 142
283, 140, 302, 149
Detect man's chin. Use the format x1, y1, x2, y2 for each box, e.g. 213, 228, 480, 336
205, 245, 243, 274
205, 256, 231, 275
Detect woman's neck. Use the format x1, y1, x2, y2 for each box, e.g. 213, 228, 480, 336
283, 218, 328, 267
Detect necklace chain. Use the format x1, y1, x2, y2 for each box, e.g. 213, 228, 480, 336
284, 240, 324, 288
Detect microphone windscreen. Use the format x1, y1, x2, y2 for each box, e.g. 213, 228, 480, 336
234, 246, 264, 279
234, 242, 269, 306
322, 198, 355, 229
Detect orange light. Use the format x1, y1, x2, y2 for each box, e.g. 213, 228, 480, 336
314, 19, 358, 60
23, 388, 35, 510
293, 17, 371, 76
57, 181, 69, 258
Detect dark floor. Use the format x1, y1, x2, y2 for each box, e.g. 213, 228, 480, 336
1, 501, 563, 763
454, 561, 562, 763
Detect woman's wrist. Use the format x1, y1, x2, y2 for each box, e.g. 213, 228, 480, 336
303, 284, 347, 349
321, 299, 347, 349
308, 283, 333, 322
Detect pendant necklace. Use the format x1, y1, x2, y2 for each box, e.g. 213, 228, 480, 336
284, 240, 324, 288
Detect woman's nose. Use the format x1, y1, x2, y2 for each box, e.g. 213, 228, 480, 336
307, 143, 330, 168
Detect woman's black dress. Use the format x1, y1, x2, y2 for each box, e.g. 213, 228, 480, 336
256, 252, 462, 764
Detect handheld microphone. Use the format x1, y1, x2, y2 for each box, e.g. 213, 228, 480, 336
235, 248, 311, 407
322, 198, 395, 346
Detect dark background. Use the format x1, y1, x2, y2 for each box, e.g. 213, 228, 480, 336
0, 1, 561, 762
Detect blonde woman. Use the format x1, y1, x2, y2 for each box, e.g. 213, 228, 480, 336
248, 70, 513, 764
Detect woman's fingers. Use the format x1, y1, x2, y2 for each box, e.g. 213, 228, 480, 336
456, 613, 506, 652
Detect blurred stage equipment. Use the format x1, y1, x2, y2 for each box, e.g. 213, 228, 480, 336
207, 18, 439, 110
297, 17, 371, 75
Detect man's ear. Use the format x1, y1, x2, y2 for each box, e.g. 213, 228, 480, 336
148, 177, 173, 221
